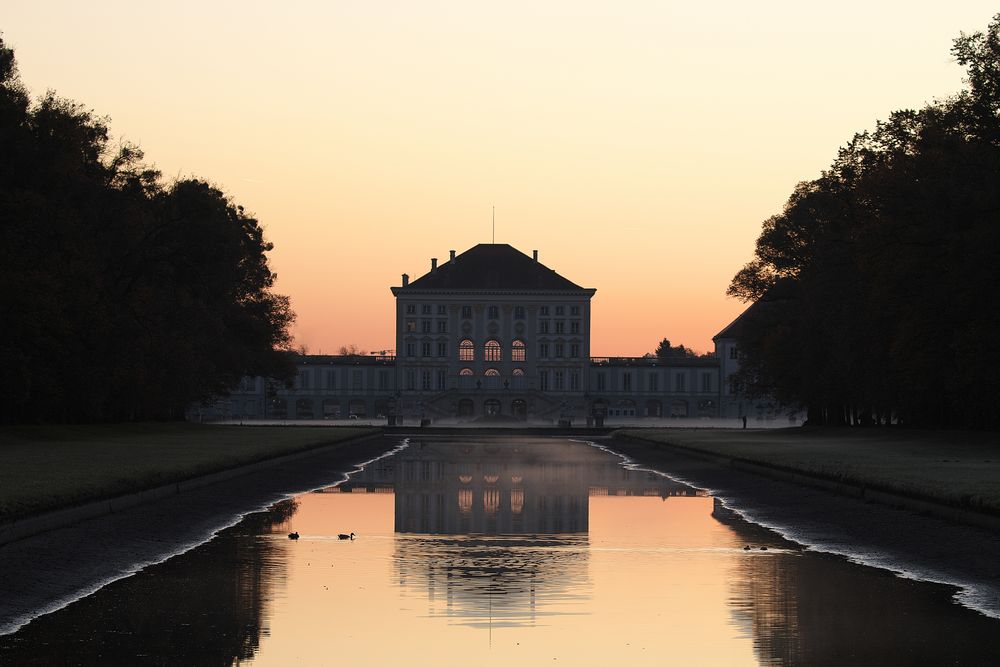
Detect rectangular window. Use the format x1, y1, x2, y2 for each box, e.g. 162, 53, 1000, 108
422, 304, 431, 315
421, 371, 431, 390
406, 304, 416, 314
570, 372, 580, 390
378, 371, 389, 390
702, 372, 712, 392
555, 371, 565, 390
436, 370, 446, 390
570, 305, 580, 316
437, 342, 447, 357
406, 370, 415, 390
555, 321, 565, 334
299, 370, 310, 389
462, 305, 472, 319
540, 321, 550, 334
729, 346, 738, 360
539, 371, 549, 391
555, 306, 565, 316
437, 305, 446, 315
352, 370, 362, 390
406, 320, 417, 332
623, 372, 632, 391
437, 321, 447, 333
596, 373, 606, 391
675, 373, 686, 392
648, 374, 658, 391
514, 306, 525, 319
488, 305, 499, 319
421, 342, 431, 357
570, 321, 580, 334
540, 306, 549, 316
421, 320, 431, 333
570, 343, 580, 358
555, 343, 564, 358
326, 370, 336, 389
406, 342, 415, 357
540, 343, 549, 358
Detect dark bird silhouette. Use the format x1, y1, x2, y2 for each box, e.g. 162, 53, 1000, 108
743, 545, 751, 550
288, 532, 300, 540
759, 546, 768, 551
338, 532, 355, 540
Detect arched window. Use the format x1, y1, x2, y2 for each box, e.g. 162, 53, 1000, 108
459, 368, 474, 376
484, 368, 500, 377
512, 339, 526, 362
512, 368, 525, 376
484, 339, 501, 362
459, 338, 474, 361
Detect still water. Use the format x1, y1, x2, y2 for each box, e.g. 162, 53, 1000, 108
2, 436, 1000, 665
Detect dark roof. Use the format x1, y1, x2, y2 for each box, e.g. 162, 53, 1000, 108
399, 244, 587, 291
714, 279, 798, 340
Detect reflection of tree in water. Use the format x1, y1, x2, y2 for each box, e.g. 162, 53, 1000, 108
0, 498, 300, 666
394, 534, 589, 628
714, 499, 1000, 666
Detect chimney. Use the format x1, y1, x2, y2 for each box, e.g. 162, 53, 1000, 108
431, 258, 438, 272
533, 250, 538, 262
402, 273, 409, 287
449, 249, 456, 261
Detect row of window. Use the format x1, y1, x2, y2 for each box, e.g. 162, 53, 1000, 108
403, 318, 583, 335
539, 320, 581, 334
593, 371, 715, 392
290, 369, 394, 391
403, 304, 582, 320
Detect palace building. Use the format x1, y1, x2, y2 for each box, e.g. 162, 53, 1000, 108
194, 244, 784, 424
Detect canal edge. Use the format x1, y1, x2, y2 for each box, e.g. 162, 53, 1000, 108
0, 431, 387, 547
611, 433, 1000, 533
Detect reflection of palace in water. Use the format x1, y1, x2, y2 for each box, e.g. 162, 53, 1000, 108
327, 438, 705, 535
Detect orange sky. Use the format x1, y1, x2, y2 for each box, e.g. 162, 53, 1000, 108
3, 2, 997, 355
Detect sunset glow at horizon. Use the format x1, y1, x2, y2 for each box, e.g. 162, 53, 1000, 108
4, 2, 997, 355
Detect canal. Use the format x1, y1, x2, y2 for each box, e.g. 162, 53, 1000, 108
2, 435, 999, 665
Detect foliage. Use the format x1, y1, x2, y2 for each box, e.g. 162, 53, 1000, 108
727, 16, 1000, 428
653, 338, 698, 360
0, 36, 295, 422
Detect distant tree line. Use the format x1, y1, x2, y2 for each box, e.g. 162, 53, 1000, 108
651, 338, 708, 360
727, 17, 1000, 428
0, 37, 295, 423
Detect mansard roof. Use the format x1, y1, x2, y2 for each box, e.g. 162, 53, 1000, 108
714, 278, 798, 340
398, 244, 589, 292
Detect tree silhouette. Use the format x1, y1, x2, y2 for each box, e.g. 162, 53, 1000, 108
0, 35, 294, 422
728, 16, 1000, 428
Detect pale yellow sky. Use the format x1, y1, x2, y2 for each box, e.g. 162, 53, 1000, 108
3, 2, 996, 354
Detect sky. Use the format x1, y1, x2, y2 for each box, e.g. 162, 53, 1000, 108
3, 2, 997, 355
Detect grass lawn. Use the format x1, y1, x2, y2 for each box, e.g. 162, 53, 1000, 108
0, 423, 378, 523
615, 428, 1000, 514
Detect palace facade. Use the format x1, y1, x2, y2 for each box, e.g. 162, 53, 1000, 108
193, 244, 783, 424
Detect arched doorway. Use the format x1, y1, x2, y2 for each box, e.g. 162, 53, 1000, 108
348, 399, 367, 418
270, 397, 287, 419
484, 399, 501, 417
646, 399, 662, 417
458, 398, 475, 416
511, 399, 527, 420
670, 400, 689, 418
